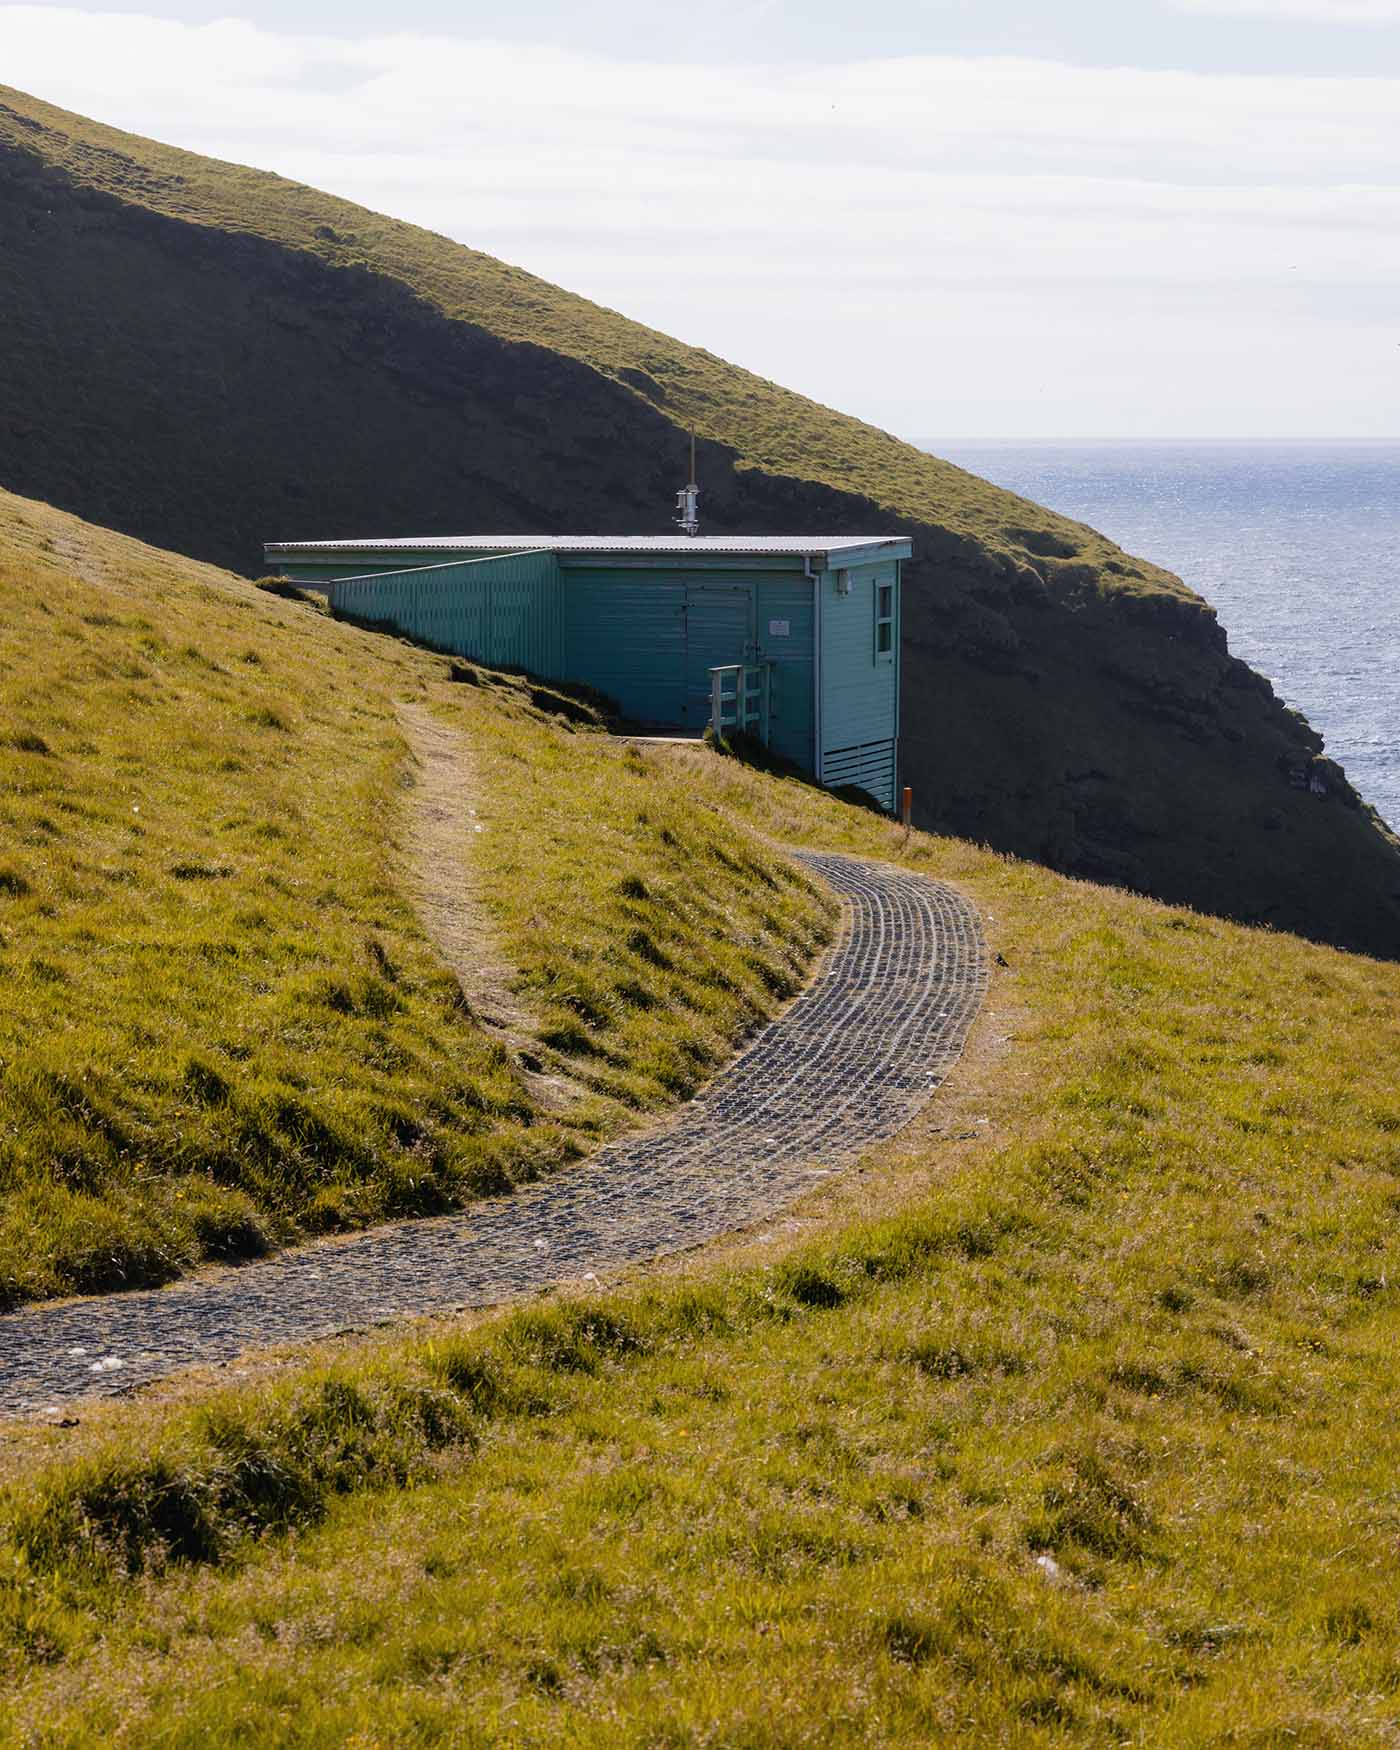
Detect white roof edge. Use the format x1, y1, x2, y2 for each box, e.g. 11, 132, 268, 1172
264, 534, 910, 557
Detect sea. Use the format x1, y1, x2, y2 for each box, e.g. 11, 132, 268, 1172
926, 441, 1400, 832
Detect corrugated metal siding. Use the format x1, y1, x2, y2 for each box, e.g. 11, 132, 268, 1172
754, 576, 814, 771
819, 560, 899, 810
492, 556, 566, 672
280, 560, 418, 591
564, 571, 687, 724
329, 552, 565, 677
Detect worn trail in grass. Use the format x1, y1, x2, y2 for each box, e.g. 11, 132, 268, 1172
0, 488, 831, 1307
0, 853, 986, 1412
4, 775, 1400, 1742
6, 498, 1400, 1743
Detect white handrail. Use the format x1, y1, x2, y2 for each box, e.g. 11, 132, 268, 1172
708, 663, 772, 745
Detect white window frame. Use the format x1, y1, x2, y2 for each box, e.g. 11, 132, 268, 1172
874, 574, 895, 664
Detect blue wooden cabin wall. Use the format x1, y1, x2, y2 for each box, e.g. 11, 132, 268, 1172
562, 567, 816, 763
564, 571, 685, 726
752, 573, 815, 773
817, 558, 900, 812
291, 546, 898, 809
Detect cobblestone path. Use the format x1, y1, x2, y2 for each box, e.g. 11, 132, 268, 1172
0, 855, 987, 1414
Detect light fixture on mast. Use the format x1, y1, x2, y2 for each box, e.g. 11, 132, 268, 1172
674, 430, 700, 537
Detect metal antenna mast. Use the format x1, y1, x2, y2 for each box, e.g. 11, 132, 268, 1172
674, 430, 700, 538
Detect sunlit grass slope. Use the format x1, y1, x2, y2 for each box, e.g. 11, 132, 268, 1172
0, 488, 830, 1306
4, 745, 1400, 1742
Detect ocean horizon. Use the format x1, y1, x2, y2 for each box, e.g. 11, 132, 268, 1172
926, 439, 1400, 835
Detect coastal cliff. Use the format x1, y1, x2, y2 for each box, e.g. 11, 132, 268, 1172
3, 84, 1398, 956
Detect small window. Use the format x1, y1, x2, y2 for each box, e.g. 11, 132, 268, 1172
874, 578, 895, 661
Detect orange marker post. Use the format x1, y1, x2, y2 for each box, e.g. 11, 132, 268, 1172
901, 786, 913, 828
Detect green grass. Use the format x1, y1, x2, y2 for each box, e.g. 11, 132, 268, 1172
0, 489, 830, 1305
2, 86, 1399, 1739
4, 723, 1400, 1742
441, 679, 831, 1111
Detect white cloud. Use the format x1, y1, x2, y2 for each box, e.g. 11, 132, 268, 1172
2, 8, 1398, 436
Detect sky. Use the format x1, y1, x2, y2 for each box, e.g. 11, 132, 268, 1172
3, 0, 1398, 441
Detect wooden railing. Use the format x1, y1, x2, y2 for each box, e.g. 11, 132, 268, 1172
708, 663, 772, 746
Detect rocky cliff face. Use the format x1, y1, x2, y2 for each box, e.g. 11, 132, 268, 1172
3, 84, 1399, 958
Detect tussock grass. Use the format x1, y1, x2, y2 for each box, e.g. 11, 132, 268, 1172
0, 490, 829, 1305
435, 679, 833, 1111
3, 734, 1400, 1741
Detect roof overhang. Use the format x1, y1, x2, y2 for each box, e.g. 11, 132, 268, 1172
263, 534, 914, 569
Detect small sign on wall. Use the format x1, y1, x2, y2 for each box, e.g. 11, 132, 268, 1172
768, 618, 791, 637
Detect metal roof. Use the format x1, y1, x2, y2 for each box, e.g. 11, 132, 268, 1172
264, 534, 908, 559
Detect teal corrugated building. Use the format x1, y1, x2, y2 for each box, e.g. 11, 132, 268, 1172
263, 533, 912, 811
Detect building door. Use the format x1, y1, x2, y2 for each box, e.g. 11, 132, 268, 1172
684, 584, 752, 728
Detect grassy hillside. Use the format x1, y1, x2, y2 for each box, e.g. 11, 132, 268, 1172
0, 89, 1179, 586
0, 487, 831, 1306
4, 710, 1400, 1742
3, 84, 1400, 958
